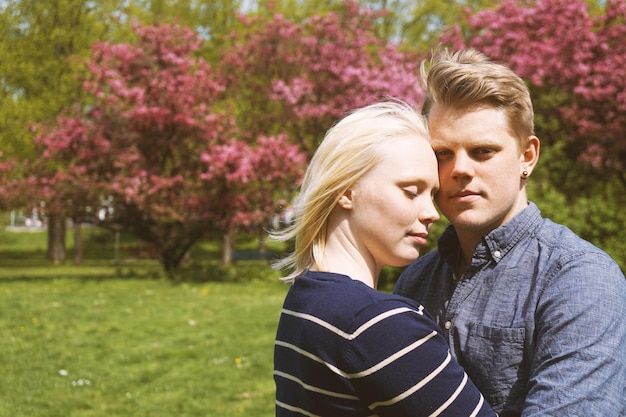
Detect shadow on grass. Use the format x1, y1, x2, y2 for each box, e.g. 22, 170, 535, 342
0, 226, 296, 284
167, 260, 283, 283
0, 250, 51, 266
0, 252, 164, 283
0, 255, 283, 284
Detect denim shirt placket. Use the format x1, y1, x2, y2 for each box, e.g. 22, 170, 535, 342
442, 234, 502, 346
441, 242, 494, 346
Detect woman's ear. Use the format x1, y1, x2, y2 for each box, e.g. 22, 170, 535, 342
337, 189, 354, 210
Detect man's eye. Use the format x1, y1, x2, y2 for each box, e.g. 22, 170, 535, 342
473, 148, 495, 159
434, 150, 451, 160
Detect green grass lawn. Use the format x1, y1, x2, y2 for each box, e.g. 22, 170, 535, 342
0, 276, 288, 417
0, 225, 289, 417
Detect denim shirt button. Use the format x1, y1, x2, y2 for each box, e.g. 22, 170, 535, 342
494, 250, 501, 258
444, 320, 452, 330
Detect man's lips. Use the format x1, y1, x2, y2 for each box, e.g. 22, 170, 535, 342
450, 190, 481, 203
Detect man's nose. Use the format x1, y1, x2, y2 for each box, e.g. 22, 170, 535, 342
450, 152, 475, 179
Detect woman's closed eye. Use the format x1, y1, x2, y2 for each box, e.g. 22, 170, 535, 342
403, 188, 418, 199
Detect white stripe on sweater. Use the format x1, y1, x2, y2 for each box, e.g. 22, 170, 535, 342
275, 330, 438, 379
273, 370, 359, 400
281, 306, 423, 340
276, 400, 379, 417
369, 351, 452, 409
469, 395, 487, 417
428, 371, 468, 416
275, 400, 322, 417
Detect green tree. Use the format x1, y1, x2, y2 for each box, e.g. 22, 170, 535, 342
238, 0, 499, 46
0, 0, 123, 159
0, 0, 126, 262
118, 0, 246, 62
398, 0, 499, 49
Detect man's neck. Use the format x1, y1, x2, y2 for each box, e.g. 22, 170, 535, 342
454, 231, 481, 278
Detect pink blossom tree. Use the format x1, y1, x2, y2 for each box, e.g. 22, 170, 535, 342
23, 1, 432, 271
29, 21, 306, 270
220, 0, 426, 155
0, 152, 22, 211
207, 0, 428, 264
443, 0, 626, 187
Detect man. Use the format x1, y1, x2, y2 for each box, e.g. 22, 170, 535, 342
394, 48, 626, 416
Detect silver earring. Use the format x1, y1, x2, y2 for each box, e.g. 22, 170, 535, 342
522, 170, 529, 179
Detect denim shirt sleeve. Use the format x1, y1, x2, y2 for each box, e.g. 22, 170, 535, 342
522, 250, 626, 417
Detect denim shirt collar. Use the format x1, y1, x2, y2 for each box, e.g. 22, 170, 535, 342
438, 202, 543, 269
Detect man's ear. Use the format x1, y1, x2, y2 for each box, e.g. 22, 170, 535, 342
337, 189, 354, 210
521, 135, 540, 175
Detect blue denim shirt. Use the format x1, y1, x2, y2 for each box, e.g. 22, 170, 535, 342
394, 202, 626, 417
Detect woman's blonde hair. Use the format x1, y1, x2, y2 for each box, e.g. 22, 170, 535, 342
421, 48, 535, 146
272, 100, 429, 283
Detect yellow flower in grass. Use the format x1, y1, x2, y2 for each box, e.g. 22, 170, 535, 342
234, 356, 250, 369
234, 357, 243, 368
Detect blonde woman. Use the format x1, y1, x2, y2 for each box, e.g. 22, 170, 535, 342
272, 101, 495, 416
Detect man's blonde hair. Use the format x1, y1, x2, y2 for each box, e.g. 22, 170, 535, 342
421, 48, 534, 146
272, 100, 430, 283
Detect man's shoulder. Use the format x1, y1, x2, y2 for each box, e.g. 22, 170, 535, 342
394, 250, 445, 295
525, 218, 625, 285
537, 218, 617, 260
403, 249, 442, 273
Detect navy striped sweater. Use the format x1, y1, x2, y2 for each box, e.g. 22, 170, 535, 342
274, 270, 496, 417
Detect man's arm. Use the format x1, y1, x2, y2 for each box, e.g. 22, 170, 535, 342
522, 253, 626, 416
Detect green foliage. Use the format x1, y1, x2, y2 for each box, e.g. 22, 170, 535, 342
238, 0, 501, 46
398, 0, 500, 50
528, 172, 626, 273
526, 107, 626, 273
122, 0, 246, 59
0, 0, 122, 159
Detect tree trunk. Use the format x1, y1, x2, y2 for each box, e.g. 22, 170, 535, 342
258, 226, 267, 254
73, 221, 82, 265
222, 231, 233, 266
114, 230, 120, 265
47, 215, 66, 264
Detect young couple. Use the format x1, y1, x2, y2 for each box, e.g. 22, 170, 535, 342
272, 48, 626, 417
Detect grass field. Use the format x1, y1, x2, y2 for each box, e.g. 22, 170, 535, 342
0, 227, 289, 417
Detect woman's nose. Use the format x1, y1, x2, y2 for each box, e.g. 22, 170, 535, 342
420, 198, 440, 225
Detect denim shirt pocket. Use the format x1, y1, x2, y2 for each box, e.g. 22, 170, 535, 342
456, 323, 528, 413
